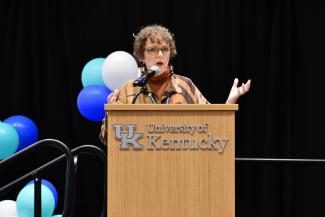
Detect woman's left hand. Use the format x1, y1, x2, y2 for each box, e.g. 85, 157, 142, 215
226, 78, 251, 104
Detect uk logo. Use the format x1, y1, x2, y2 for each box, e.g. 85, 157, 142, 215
113, 124, 144, 149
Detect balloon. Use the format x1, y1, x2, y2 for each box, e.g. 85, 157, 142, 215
16, 183, 55, 217
0, 122, 19, 160
0, 200, 18, 216
27, 179, 58, 209
77, 85, 112, 122
3, 115, 38, 152
102, 51, 138, 90
81, 58, 106, 87
52, 215, 62, 217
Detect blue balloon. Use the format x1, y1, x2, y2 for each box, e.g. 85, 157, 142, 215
0, 122, 19, 160
16, 183, 55, 217
81, 58, 106, 87
77, 85, 112, 122
3, 115, 38, 152
27, 179, 58, 209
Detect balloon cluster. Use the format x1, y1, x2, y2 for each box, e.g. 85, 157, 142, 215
77, 51, 138, 122
0, 179, 61, 217
0, 115, 38, 160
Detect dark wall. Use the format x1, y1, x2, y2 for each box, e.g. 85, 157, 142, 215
1, 0, 325, 216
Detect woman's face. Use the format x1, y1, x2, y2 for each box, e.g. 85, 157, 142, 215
141, 39, 171, 75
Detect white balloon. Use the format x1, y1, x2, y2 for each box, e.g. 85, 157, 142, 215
102, 51, 138, 90
0, 200, 18, 217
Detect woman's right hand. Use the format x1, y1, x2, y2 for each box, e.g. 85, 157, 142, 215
108, 89, 120, 104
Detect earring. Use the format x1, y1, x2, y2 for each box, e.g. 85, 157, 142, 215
169, 65, 174, 73
140, 61, 146, 74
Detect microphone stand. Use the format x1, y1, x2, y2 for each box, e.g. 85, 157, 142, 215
132, 84, 156, 104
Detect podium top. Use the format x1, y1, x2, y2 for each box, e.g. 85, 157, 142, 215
105, 104, 238, 111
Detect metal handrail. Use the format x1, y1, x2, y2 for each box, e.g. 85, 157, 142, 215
70, 145, 107, 217
0, 142, 107, 217
236, 157, 325, 163
0, 139, 74, 217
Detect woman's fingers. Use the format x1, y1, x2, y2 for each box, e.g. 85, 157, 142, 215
108, 89, 119, 104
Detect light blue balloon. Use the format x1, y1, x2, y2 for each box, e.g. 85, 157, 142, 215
16, 184, 55, 217
81, 58, 106, 87
27, 179, 58, 209
52, 215, 62, 217
0, 122, 19, 160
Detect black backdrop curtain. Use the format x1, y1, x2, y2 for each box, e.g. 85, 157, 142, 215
1, 0, 325, 216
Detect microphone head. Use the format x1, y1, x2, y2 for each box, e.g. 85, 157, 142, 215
132, 65, 160, 87
149, 65, 160, 75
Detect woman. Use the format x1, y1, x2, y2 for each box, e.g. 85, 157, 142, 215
100, 24, 251, 143
108, 24, 250, 104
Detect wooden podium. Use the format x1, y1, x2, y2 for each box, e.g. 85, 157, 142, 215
104, 104, 238, 217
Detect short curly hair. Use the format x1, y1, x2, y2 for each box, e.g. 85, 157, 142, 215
133, 24, 177, 61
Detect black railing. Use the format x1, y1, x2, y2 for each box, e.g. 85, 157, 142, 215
236, 157, 325, 163
70, 145, 107, 217
0, 139, 107, 217
0, 139, 74, 217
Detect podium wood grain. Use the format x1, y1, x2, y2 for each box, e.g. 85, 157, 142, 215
106, 105, 237, 217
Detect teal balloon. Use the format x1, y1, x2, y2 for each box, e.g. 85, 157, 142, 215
81, 58, 106, 87
16, 183, 55, 217
0, 122, 19, 160
52, 215, 62, 217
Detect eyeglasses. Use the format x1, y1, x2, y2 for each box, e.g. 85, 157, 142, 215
144, 46, 170, 56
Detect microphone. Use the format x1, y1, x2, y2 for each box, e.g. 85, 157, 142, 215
133, 66, 159, 87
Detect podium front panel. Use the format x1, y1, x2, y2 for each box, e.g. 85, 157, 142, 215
106, 105, 236, 217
